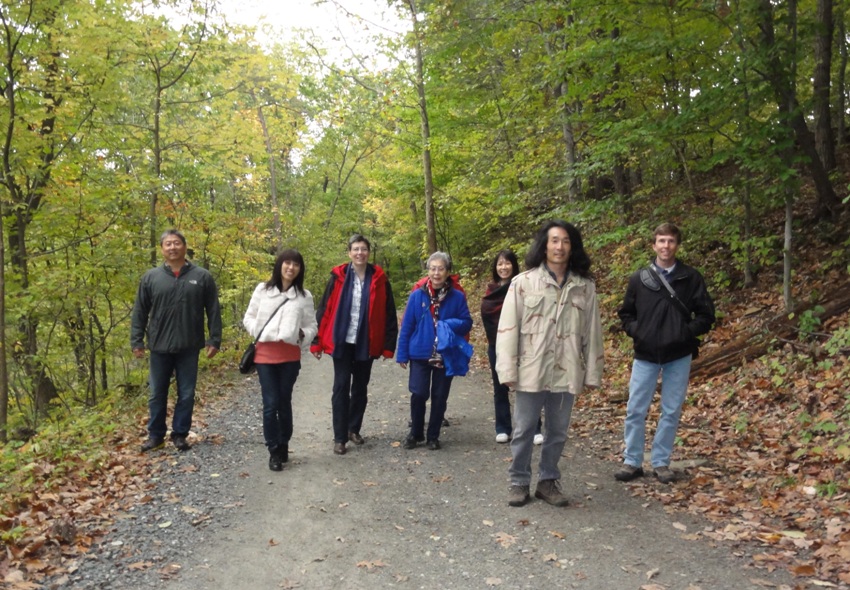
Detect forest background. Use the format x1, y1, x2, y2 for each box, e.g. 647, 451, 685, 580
1, 0, 850, 586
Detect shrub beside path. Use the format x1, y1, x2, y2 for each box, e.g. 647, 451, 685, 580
57, 360, 798, 590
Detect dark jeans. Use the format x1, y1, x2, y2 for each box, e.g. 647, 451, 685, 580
408, 359, 453, 442
256, 361, 301, 450
487, 344, 541, 437
488, 344, 512, 435
331, 344, 374, 443
147, 349, 200, 439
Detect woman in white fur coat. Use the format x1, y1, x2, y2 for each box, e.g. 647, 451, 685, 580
243, 249, 318, 471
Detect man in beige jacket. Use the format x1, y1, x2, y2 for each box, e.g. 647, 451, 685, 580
496, 220, 604, 507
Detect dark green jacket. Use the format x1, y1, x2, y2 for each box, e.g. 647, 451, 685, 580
131, 262, 222, 353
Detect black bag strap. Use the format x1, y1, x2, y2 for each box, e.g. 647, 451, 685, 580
252, 298, 289, 345
646, 266, 692, 321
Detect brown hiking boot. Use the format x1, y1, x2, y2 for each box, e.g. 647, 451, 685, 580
654, 466, 675, 484
614, 464, 644, 482
508, 484, 530, 507
534, 479, 569, 507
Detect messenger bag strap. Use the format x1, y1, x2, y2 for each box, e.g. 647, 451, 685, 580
647, 266, 692, 321
252, 298, 289, 345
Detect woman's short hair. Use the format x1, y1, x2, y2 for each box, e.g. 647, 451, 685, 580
427, 251, 452, 271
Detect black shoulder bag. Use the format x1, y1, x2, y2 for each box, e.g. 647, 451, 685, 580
239, 298, 289, 374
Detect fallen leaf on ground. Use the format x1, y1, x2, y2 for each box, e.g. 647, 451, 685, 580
646, 567, 660, 579
485, 578, 502, 586
493, 532, 517, 548
482, 520, 494, 527
549, 530, 565, 539
673, 522, 687, 531
356, 560, 388, 570
268, 538, 279, 546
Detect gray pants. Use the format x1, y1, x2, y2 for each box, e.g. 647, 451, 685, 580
509, 391, 575, 485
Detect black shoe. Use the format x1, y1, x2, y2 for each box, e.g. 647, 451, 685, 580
442, 418, 450, 427
427, 439, 441, 450
348, 432, 365, 445
280, 444, 289, 463
172, 435, 191, 452
140, 437, 164, 453
269, 448, 283, 472
403, 435, 417, 449
333, 442, 346, 455
614, 464, 644, 482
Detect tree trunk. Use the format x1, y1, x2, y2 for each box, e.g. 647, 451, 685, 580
835, 4, 847, 146
255, 99, 282, 250
407, 0, 437, 254
814, 0, 835, 171
0, 203, 7, 443
757, 0, 840, 218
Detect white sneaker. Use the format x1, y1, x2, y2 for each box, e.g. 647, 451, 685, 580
533, 433, 544, 445
495, 433, 509, 443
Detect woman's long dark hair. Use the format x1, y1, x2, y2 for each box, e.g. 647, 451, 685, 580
491, 249, 520, 283
266, 249, 306, 295
524, 220, 592, 278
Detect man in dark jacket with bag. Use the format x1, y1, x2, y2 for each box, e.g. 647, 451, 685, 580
131, 230, 222, 453
311, 234, 398, 456
615, 223, 715, 484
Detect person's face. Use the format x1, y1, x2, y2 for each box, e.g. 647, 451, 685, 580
348, 241, 370, 267
428, 259, 448, 289
280, 259, 301, 286
653, 234, 679, 266
161, 235, 187, 264
545, 227, 571, 267
496, 256, 514, 282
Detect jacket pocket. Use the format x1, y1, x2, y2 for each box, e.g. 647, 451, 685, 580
520, 293, 546, 334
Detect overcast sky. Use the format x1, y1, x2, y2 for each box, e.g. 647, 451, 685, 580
217, 0, 406, 61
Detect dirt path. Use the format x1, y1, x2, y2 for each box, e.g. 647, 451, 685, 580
65, 359, 797, 590
167, 360, 796, 590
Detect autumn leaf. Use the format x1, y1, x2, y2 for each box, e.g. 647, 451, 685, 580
493, 532, 517, 548
356, 559, 388, 570
268, 538, 279, 546
485, 578, 502, 586
549, 530, 565, 539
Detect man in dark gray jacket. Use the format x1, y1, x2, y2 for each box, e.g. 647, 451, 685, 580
615, 223, 715, 484
131, 230, 222, 452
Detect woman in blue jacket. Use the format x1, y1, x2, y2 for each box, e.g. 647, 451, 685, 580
397, 252, 472, 450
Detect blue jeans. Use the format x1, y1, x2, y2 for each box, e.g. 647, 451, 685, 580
623, 355, 692, 468
147, 350, 200, 439
509, 391, 574, 485
331, 344, 374, 443
256, 361, 301, 450
408, 359, 453, 442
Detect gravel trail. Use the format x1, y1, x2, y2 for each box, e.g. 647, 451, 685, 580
56, 359, 795, 590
